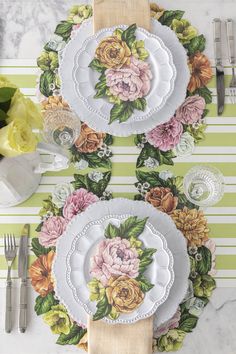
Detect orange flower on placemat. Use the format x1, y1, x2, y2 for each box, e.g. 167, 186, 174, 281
77, 332, 88, 352
106, 276, 144, 314
145, 187, 178, 214
41, 96, 69, 111
188, 51, 213, 92
171, 207, 209, 246
75, 123, 106, 153
29, 250, 55, 297
95, 36, 131, 69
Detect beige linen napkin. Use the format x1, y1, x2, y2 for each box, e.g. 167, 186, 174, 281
88, 316, 153, 354
88, 2, 152, 353
93, 0, 150, 32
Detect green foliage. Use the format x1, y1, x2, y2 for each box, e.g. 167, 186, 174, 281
185, 35, 206, 55
56, 324, 87, 345
35, 293, 59, 315
39, 70, 56, 97
72, 171, 111, 197
121, 23, 137, 48
93, 295, 112, 321
31, 238, 54, 257
110, 102, 134, 124
89, 58, 106, 73
54, 21, 73, 41
158, 10, 185, 27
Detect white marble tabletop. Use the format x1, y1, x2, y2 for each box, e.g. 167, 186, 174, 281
0, 1, 236, 354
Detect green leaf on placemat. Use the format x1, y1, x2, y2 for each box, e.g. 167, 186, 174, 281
136, 170, 162, 187
105, 223, 121, 239
179, 313, 198, 332
136, 274, 154, 293
93, 295, 112, 321
177, 193, 199, 210
54, 21, 73, 41
136, 143, 160, 168
134, 194, 145, 201
159, 150, 176, 166
158, 10, 185, 27
134, 134, 145, 146
72, 174, 88, 190
0, 87, 17, 103
110, 102, 134, 124
35, 293, 59, 315
195, 246, 212, 275
57, 324, 87, 345
121, 23, 137, 48
89, 59, 106, 73
190, 86, 213, 104
104, 134, 113, 146
87, 171, 111, 197
39, 70, 56, 97
120, 216, 148, 238
31, 238, 53, 257
185, 35, 206, 55
70, 145, 112, 169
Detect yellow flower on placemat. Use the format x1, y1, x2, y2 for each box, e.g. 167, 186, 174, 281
29, 250, 55, 297
43, 304, 72, 335
188, 51, 213, 93
41, 95, 70, 111
106, 276, 144, 314
95, 36, 131, 69
150, 3, 165, 20
171, 207, 209, 246
77, 332, 88, 352
171, 19, 198, 45
0, 118, 38, 157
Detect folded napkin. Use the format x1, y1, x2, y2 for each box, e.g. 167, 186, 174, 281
93, 0, 150, 32
88, 316, 153, 354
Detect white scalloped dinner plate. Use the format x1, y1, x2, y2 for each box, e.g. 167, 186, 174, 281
59, 19, 190, 136
73, 25, 176, 123
65, 214, 174, 325
53, 199, 190, 328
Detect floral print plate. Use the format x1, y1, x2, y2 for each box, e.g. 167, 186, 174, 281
73, 24, 176, 124
64, 213, 174, 324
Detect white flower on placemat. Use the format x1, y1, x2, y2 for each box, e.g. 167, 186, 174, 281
88, 171, 104, 183
52, 183, 74, 208
159, 170, 174, 181
97, 144, 112, 158
74, 159, 89, 170
144, 157, 159, 169
185, 297, 205, 317
174, 132, 195, 157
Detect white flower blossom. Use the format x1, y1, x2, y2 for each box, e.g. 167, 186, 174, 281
159, 170, 174, 181
52, 183, 74, 208
174, 132, 195, 157
74, 159, 89, 170
144, 157, 159, 169
97, 144, 112, 158
88, 171, 104, 183
185, 297, 205, 317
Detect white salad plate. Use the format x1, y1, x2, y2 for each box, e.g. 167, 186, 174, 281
66, 214, 174, 324
53, 199, 190, 328
73, 25, 176, 123
59, 18, 190, 136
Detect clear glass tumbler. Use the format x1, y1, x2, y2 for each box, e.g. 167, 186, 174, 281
183, 165, 224, 207
43, 108, 81, 149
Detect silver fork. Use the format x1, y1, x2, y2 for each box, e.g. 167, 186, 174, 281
4, 234, 17, 333
226, 19, 236, 104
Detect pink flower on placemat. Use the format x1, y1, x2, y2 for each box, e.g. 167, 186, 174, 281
175, 95, 206, 125
146, 116, 183, 152
70, 24, 81, 39
90, 237, 140, 286
154, 307, 181, 338
39, 216, 68, 247
63, 188, 98, 220
105, 56, 152, 102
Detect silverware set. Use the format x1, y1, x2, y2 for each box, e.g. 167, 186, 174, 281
3, 224, 29, 333
213, 18, 236, 115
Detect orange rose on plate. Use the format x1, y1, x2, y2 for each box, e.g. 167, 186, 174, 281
106, 276, 144, 314
188, 51, 213, 93
95, 36, 131, 69
75, 123, 106, 153
29, 250, 55, 297
145, 187, 178, 214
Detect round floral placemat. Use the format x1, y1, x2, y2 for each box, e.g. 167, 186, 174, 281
32, 2, 216, 352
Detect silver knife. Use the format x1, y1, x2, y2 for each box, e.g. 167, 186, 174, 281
213, 18, 225, 115
18, 224, 29, 333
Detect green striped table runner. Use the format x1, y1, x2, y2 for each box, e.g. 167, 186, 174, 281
0, 59, 236, 288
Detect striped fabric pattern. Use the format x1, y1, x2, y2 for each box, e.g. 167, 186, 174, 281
0, 59, 236, 288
